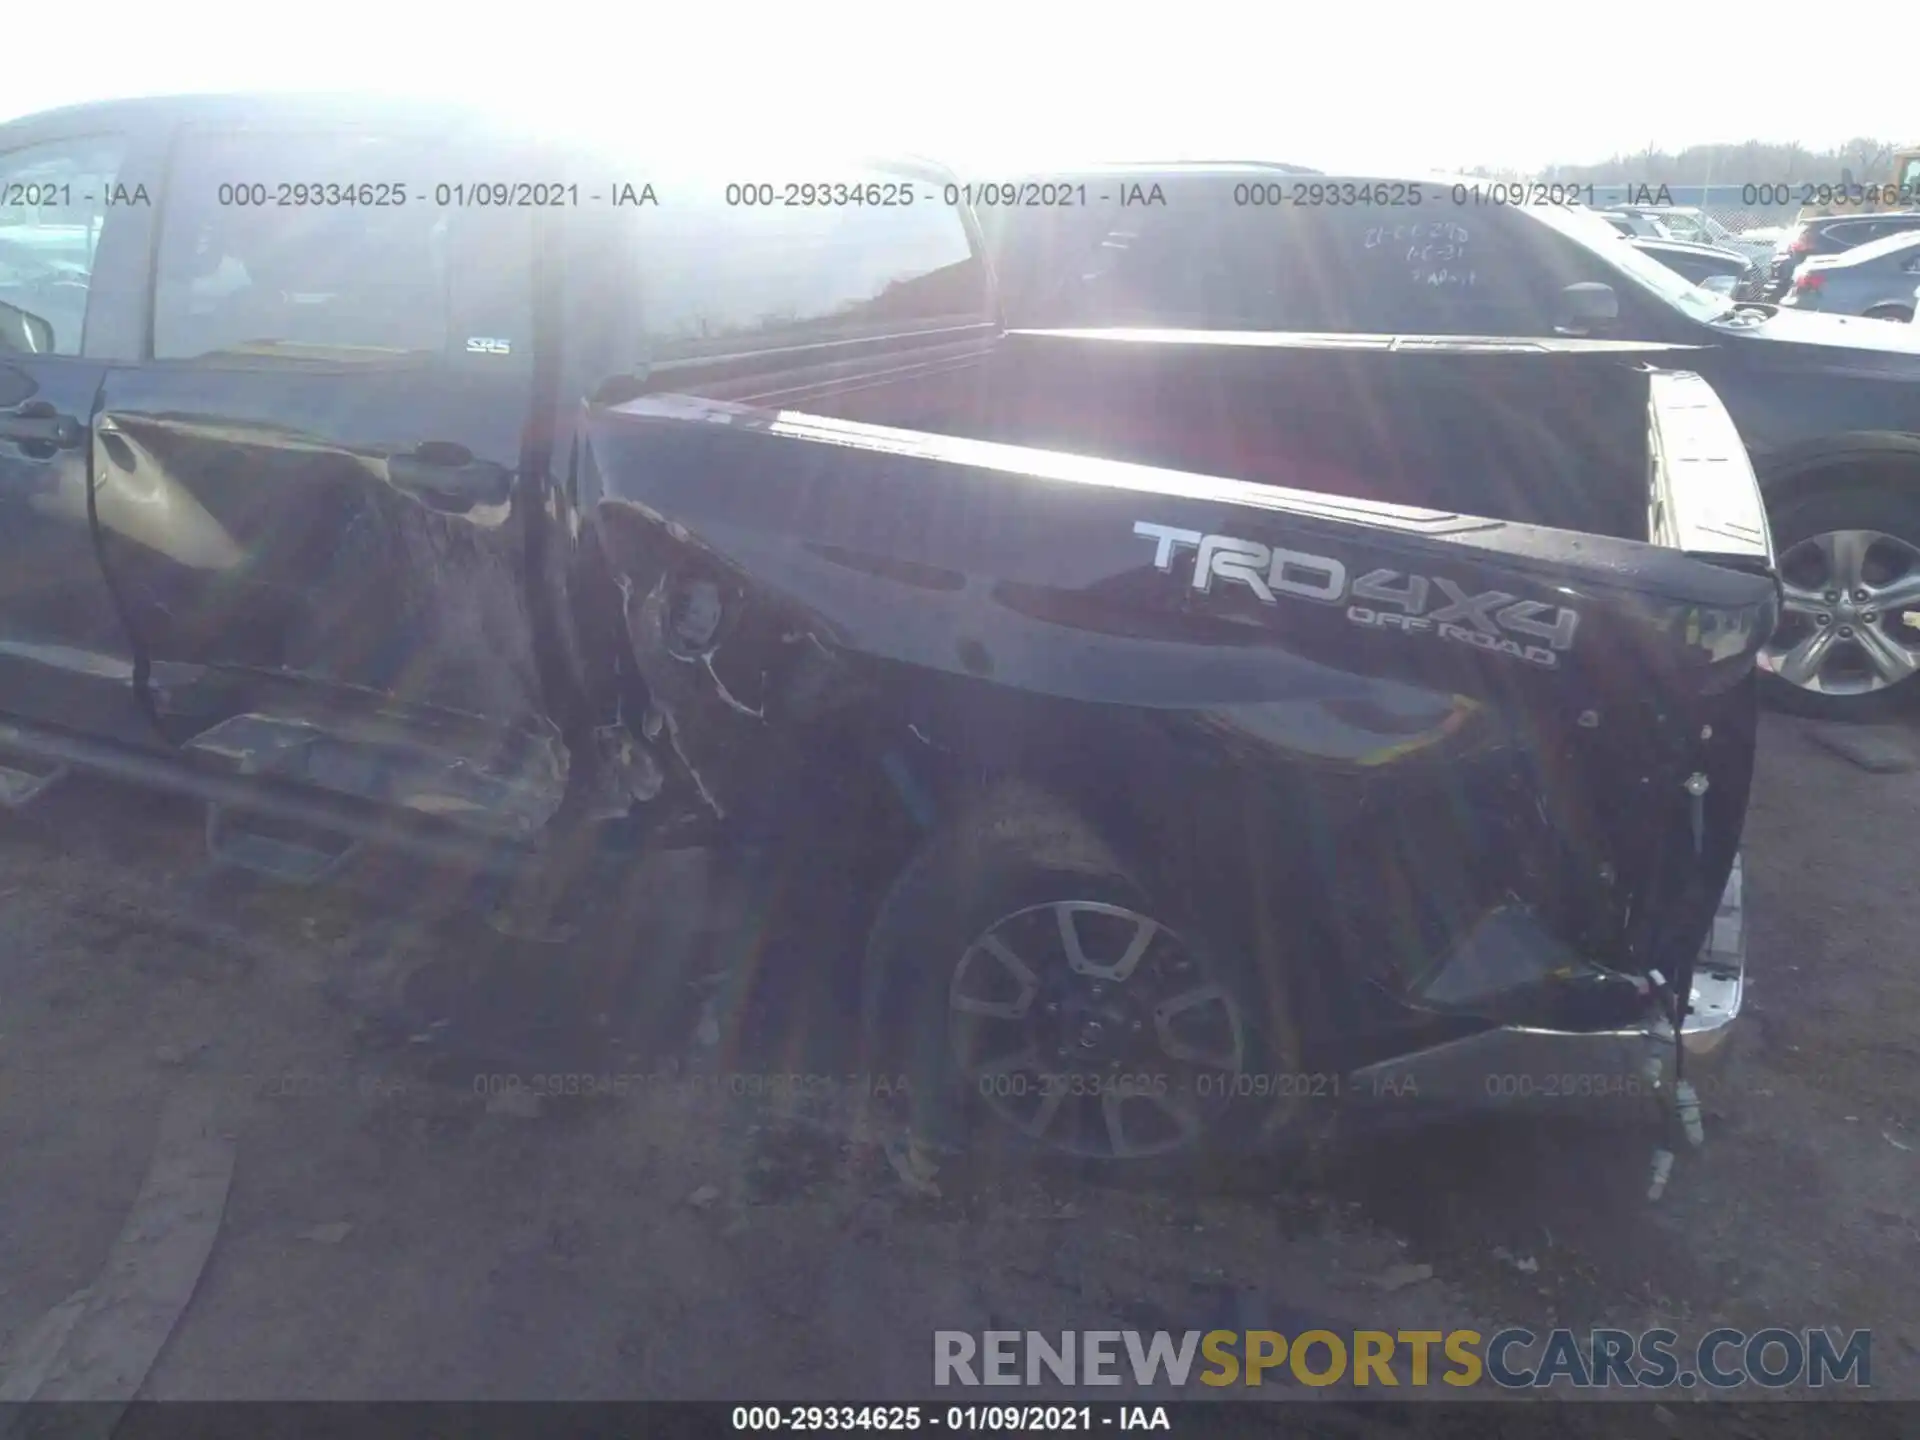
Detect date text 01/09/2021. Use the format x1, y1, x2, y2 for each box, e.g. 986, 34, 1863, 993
730, 1406, 1171, 1432
1227, 181, 1600, 208
203, 181, 661, 208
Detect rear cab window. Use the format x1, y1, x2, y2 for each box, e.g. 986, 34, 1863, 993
1007, 176, 1729, 339
1035, 182, 1553, 337
623, 163, 993, 374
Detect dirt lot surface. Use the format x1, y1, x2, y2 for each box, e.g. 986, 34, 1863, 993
1, 712, 1917, 1422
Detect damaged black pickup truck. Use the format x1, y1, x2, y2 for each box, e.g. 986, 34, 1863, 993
0, 96, 1773, 1161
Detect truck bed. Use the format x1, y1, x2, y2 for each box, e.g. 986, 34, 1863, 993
576, 333, 1775, 1051
981, 328, 1718, 543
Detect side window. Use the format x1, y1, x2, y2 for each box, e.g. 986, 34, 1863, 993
0, 135, 127, 355
1062, 207, 1277, 327
1284, 206, 1549, 335
987, 201, 1126, 322
1655, 251, 1714, 285
153, 131, 532, 362
1058, 205, 1351, 328
632, 171, 991, 363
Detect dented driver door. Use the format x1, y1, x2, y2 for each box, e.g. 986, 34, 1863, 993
87, 115, 571, 836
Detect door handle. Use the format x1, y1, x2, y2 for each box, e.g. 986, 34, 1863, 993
0, 402, 82, 450
385, 443, 512, 509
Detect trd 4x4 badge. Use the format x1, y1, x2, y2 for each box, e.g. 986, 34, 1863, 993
1133, 521, 1581, 668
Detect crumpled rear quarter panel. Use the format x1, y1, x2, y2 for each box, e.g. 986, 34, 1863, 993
574, 395, 1769, 1045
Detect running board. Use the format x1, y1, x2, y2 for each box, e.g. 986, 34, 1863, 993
0, 719, 525, 877
0, 756, 70, 811
205, 804, 362, 886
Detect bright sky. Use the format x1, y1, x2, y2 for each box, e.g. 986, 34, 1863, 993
3, 0, 1907, 175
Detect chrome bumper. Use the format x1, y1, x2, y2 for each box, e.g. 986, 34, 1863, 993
1347, 855, 1746, 1114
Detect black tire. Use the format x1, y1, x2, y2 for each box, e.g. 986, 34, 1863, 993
858, 782, 1299, 1167
1863, 305, 1915, 323
1759, 484, 1920, 721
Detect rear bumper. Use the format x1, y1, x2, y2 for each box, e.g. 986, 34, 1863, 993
1347, 854, 1746, 1115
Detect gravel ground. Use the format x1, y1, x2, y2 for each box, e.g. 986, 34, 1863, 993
0, 711, 1916, 1418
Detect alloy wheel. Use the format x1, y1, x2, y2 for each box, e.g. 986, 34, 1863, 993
1759, 528, 1920, 697
946, 901, 1246, 1160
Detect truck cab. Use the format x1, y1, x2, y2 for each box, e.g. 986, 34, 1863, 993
0, 95, 1000, 841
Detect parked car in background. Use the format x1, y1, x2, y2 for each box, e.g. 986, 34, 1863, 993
985, 164, 1920, 719
1767, 212, 1920, 299
1626, 234, 1764, 301
1600, 208, 1675, 239
1636, 206, 1779, 265
1736, 224, 1790, 251
1601, 207, 1776, 265
1782, 230, 1920, 321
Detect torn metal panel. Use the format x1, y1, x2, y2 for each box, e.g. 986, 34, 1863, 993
1346, 852, 1749, 1115
611, 552, 772, 823
570, 722, 666, 823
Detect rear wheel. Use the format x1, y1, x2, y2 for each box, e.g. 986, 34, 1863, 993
1758, 486, 1920, 720
1864, 305, 1915, 323
860, 784, 1297, 1164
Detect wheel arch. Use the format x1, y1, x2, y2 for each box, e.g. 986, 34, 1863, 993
1757, 433, 1920, 509
856, 765, 1309, 1161
883, 692, 1346, 1060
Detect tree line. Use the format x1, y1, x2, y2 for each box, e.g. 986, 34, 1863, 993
1461, 138, 1909, 184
